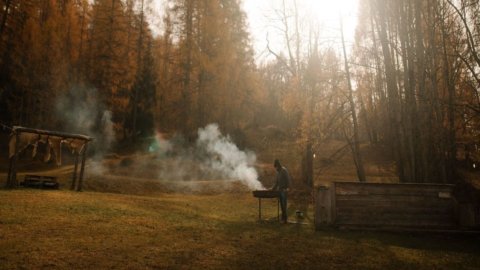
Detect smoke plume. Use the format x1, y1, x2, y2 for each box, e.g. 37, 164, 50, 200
55, 85, 115, 161
196, 124, 264, 190
55, 87, 263, 192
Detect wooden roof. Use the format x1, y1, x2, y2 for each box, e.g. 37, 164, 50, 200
12, 126, 93, 141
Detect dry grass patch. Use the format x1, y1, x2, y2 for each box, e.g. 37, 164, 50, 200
1, 189, 479, 269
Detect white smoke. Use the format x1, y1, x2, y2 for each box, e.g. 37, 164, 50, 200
57, 87, 113, 143
55, 85, 115, 165
65, 119, 264, 192
196, 124, 264, 190
96, 110, 114, 156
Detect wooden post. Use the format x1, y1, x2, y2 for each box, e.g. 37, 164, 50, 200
315, 186, 332, 230
76, 144, 88, 191
331, 182, 336, 224
6, 156, 13, 188
71, 154, 79, 190
9, 132, 20, 188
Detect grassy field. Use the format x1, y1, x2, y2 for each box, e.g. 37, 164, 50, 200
1, 189, 480, 269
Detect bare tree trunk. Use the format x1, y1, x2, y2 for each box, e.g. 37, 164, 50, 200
375, 0, 405, 182
397, 1, 416, 182
123, 0, 134, 141
182, 0, 193, 135
341, 16, 366, 183
76, 1, 87, 83
440, 2, 456, 183
132, 0, 145, 141
368, 3, 383, 144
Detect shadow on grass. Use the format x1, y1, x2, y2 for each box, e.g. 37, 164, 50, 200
212, 217, 480, 269
325, 228, 480, 254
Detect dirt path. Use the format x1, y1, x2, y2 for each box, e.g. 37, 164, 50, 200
0, 165, 75, 177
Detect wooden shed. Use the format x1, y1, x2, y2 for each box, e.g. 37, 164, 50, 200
315, 182, 459, 231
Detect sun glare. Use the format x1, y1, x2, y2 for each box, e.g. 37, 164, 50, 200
242, 0, 359, 61
307, 0, 357, 22
306, 0, 359, 38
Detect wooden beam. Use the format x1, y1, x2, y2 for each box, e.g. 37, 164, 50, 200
12, 126, 93, 141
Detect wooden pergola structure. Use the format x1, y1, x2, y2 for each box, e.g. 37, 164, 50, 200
6, 126, 93, 191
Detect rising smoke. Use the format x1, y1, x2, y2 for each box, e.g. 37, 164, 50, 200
57, 87, 264, 191
144, 124, 265, 191
55, 85, 115, 159
196, 124, 264, 190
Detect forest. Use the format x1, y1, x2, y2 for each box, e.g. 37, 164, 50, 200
1, 0, 480, 185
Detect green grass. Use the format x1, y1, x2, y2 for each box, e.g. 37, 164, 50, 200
1, 189, 479, 269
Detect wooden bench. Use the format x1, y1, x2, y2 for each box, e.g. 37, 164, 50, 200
21, 175, 59, 189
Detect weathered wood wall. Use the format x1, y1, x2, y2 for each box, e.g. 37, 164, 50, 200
316, 182, 457, 230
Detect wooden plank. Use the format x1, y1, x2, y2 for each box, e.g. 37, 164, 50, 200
335, 217, 455, 225
24, 175, 56, 181
335, 215, 455, 223
336, 206, 454, 215
335, 218, 455, 227
335, 218, 456, 228
329, 182, 458, 229
336, 201, 455, 211
335, 185, 454, 193
335, 205, 455, 214
335, 182, 454, 197
335, 212, 456, 223
315, 186, 332, 228
12, 126, 92, 141
336, 194, 454, 204
336, 203, 454, 212
336, 201, 454, 211
335, 181, 455, 189
336, 200, 454, 209
335, 215, 456, 225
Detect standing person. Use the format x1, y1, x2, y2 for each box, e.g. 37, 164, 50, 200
272, 159, 291, 223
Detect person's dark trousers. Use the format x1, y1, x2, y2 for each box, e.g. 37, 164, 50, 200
279, 190, 287, 222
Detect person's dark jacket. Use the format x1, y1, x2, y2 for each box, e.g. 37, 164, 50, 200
273, 166, 291, 191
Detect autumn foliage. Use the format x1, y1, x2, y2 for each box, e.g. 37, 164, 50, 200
1, 0, 480, 183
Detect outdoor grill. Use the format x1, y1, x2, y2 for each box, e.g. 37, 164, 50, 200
252, 190, 281, 198
252, 190, 282, 221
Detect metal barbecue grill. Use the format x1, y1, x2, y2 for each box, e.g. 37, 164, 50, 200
252, 190, 282, 222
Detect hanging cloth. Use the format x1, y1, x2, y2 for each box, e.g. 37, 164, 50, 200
48, 136, 63, 166
8, 132, 39, 159
36, 135, 51, 162
31, 134, 49, 159
62, 138, 86, 155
